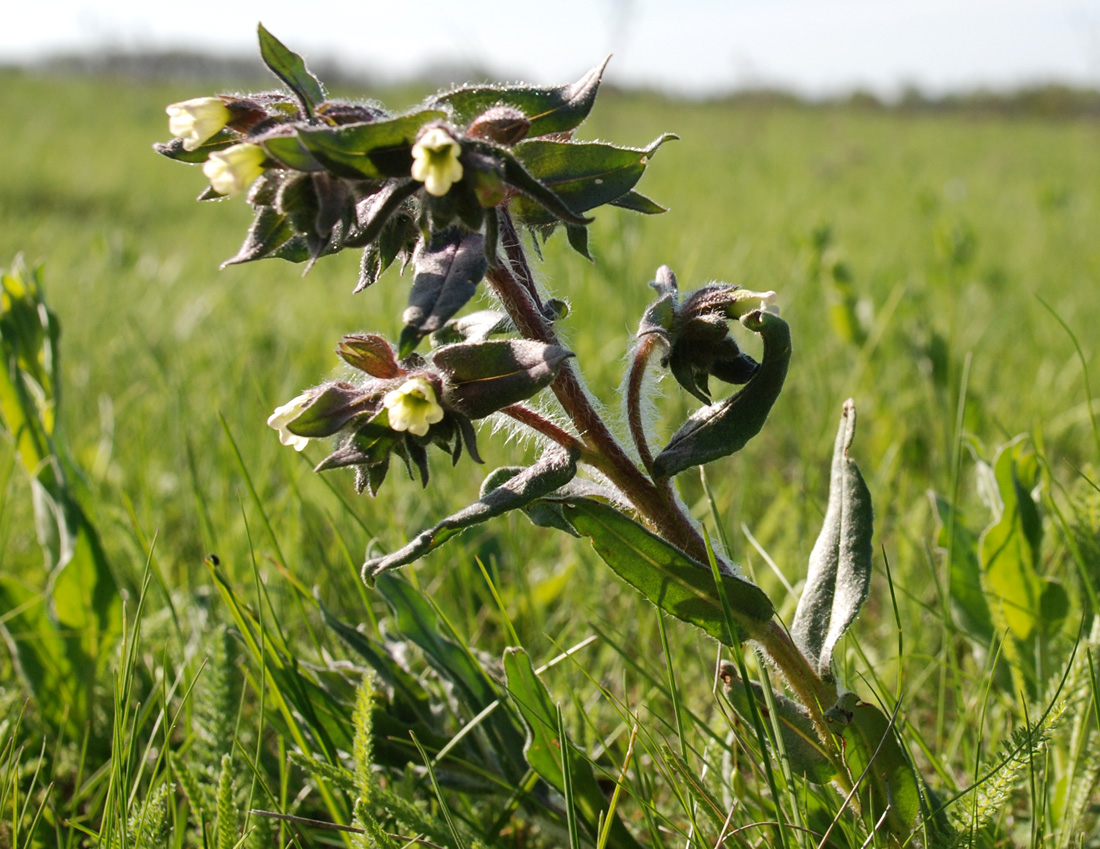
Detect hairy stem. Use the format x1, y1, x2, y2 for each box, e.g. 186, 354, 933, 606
489, 212, 709, 561
500, 404, 591, 459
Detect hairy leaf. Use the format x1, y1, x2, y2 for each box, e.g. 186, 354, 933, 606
363, 447, 577, 576
510, 136, 676, 227
791, 400, 874, 679
297, 110, 447, 179
432, 58, 610, 138
561, 498, 773, 643
401, 229, 488, 356
257, 23, 325, 116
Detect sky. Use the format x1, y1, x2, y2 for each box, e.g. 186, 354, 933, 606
5, 0, 1100, 97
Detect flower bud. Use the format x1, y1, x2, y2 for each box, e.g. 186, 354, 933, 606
410, 127, 464, 197
167, 97, 232, 151
466, 106, 530, 145
432, 340, 573, 419
203, 143, 267, 197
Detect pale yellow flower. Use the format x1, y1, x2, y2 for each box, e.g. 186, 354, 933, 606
727, 289, 779, 319
267, 392, 312, 451
410, 127, 464, 197
167, 97, 232, 151
383, 377, 444, 437
203, 143, 267, 197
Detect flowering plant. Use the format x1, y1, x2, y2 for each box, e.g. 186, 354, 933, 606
158, 25, 947, 846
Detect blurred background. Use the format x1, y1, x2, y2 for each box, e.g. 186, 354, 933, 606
6, 0, 1100, 98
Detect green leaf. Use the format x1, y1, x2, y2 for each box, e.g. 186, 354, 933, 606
261, 135, 327, 172
0, 263, 121, 739
828, 695, 926, 840
432, 57, 610, 138
560, 498, 773, 643
510, 136, 675, 227
364, 446, 577, 576
503, 648, 644, 849
609, 190, 668, 215
296, 110, 446, 179
257, 23, 325, 117
652, 309, 791, 478
491, 144, 592, 228
929, 493, 994, 642
979, 441, 1043, 643
222, 206, 299, 267
790, 400, 874, 679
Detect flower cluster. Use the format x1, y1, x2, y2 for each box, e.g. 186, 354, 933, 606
156, 27, 673, 359
267, 332, 572, 495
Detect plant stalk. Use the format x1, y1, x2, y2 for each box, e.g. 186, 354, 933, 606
488, 212, 709, 562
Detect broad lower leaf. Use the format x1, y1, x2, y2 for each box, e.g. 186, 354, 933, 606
560, 498, 773, 643
652, 309, 790, 478
432, 58, 610, 138
827, 695, 926, 841
929, 492, 994, 643
790, 400, 874, 679
364, 447, 578, 576
257, 23, 325, 117
510, 136, 676, 227
504, 648, 644, 849
980, 441, 1044, 642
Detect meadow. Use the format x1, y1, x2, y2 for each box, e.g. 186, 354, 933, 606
1, 65, 1099, 847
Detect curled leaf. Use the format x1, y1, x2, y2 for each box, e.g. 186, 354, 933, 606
652, 309, 790, 478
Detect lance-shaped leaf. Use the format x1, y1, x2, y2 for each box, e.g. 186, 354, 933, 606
257, 23, 325, 118
432, 339, 574, 419
153, 129, 238, 163
790, 400, 873, 679
363, 446, 577, 576
652, 309, 790, 478
929, 493, 993, 643
222, 206, 298, 267
296, 110, 447, 180
432, 58, 610, 138
718, 662, 834, 784
504, 648, 645, 849
610, 190, 668, 215
510, 135, 676, 227
400, 230, 487, 356
560, 498, 773, 643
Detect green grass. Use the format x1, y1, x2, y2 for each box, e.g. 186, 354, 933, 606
1, 66, 1099, 847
